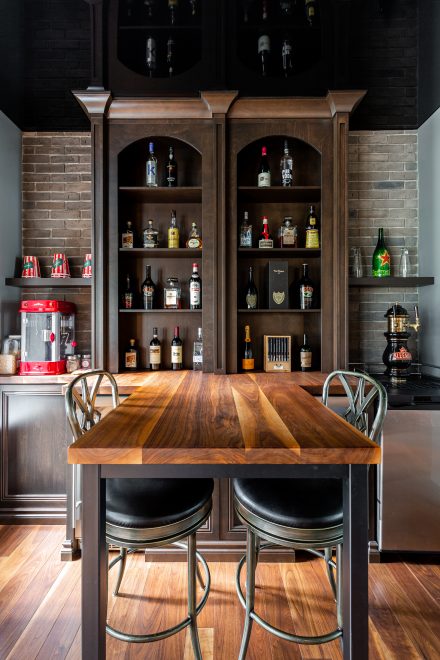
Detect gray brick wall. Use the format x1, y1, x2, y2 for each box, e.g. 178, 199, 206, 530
21, 132, 92, 353
348, 130, 419, 370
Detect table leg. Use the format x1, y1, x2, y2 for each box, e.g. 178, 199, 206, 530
82, 465, 107, 659
342, 464, 369, 660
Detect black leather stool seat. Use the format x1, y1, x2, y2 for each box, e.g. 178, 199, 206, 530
234, 479, 342, 530
106, 478, 214, 529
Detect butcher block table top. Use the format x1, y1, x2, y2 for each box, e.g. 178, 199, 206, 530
68, 371, 380, 466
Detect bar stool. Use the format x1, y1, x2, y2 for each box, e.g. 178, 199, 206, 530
233, 370, 387, 658
65, 370, 213, 658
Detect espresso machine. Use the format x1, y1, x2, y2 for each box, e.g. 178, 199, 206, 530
382, 303, 420, 382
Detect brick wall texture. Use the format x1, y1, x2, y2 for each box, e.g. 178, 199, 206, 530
348, 130, 419, 369
21, 132, 92, 353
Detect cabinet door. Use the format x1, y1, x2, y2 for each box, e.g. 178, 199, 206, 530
0, 385, 69, 523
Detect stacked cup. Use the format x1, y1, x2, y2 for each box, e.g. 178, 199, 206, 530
22, 256, 41, 278
82, 254, 92, 278
51, 253, 70, 278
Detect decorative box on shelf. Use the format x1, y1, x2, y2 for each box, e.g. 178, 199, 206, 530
264, 335, 291, 373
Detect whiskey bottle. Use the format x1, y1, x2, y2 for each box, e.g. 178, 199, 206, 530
239, 211, 253, 247
258, 216, 274, 248
165, 145, 177, 186
149, 327, 161, 370
258, 146, 271, 187
297, 263, 314, 309
245, 266, 258, 309
122, 274, 134, 309
372, 227, 391, 277
167, 37, 175, 77
186, 222, 202, 248
189, 262, 202, 309
299, 333, 312, 371
305, 205, 320, 248
280, 140, 293, 186
168, 209, 179, 248
258, 35, 271, 77
142, 265, 156, 310
125, 338, 139, 371
146, 37, 157, 77
242, 325, 255, 371
171, 326, 183, 370
168, 0, 178, 24
121, 220, 134, 248
193, 327, 203, 371
281, 38, 293, 78
279, 216, 298, 247
143, 219, 159, 248
305, 0, 317, 26
146, 141, 158, 187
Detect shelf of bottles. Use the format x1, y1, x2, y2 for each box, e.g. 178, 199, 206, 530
118, 137, 204, 372
117, 0, 202, 79
236, 135, 322, 372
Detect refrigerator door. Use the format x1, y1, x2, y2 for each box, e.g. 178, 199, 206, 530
379, 410, 440, 552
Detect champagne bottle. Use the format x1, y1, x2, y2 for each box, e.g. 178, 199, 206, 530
142, 264, 156, 310
149, 327, 161, 370
171, 326, 183, 370
125, 338, 139, 371
245, 266, 258, 309
372, 228, 391, 277
300, 333, 312, 371
258, 146, 271, 187
242, 324, 255, 371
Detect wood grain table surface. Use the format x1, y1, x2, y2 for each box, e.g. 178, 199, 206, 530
68, 371, 380, 466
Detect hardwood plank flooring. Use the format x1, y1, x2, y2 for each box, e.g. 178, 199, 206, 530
1, 527, 439, 660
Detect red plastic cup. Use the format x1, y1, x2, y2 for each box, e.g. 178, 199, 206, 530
22, 256, 41, 278
51, 253, 70, 278
82, 254, 92, 278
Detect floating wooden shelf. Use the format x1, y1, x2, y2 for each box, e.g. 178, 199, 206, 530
119, 309, 202, 313
238, 248, 320, 257
349, 277, 434, 288
5, 278, 91, 288
120, 248, 202, 258
237, 186, 321, 202
238, 309, 321, 313
118, 186, 202, 202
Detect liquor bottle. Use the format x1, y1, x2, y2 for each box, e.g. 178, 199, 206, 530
168, 0, 178, 24
125, 338, 138, 370
193, 327, 203, 371
143, 219, 159, 248
142, 265, 156, 310
171, 326, 183, 370
146, 37, 156, 77
258, 146, 271, 187
258, 216, 274, 248
126, 0, 135, 18
258, 35, 271, 77
261, 0, 269, 20
299, 333, 312, 372
242, 324, 255, 371
305, 205, 320, 248
121, 220, 134, 248
186, 222, 202, 248
245, 266, 258, 309
189, 262, 202, 309
146, 141, 158, 187
122, 274, 134, 309
280, 140, 293, 186
167, 37, 175, 77
144, 0, 155, 18
281, 38, 293, 77
243, 0, 252, 22
168, 209, 179, 248
305, 0, 317, 26
279, 216, 297, 247
372, 227, 391, 277
297, 263, 314, 309
189, 0, 197, 17
149, 327, 161, 370
165, 145, 177, 186
280, 0, 293, 15
240, 211, 253, 248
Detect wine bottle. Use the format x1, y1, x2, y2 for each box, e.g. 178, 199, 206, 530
146, 37, 157, 77
168, 209, 179, 248
245, 266, 258, 309
149, 327, 161, 370
166, 145, 177, 186
281, 38, 293, 78
261, 0, 269, 20
300, 333, 312, 371
168, 0, 178, 24
167, 37, 175, 77
189, 262, 202, 309
125, 338, 139, 371
239, 211, 252, 247
146, 141, 158, 187
372, 227, 391, 277
258, 146, 271, 187
297, 263, 314, 309
280, 139, 293, 186
171, 326, 183, 370
121, 220, 134, 248
305, 205, 320, 248
258, 216, 273, 248
258, 35, 271, 77
193, 327, 203, 371
122, 274, 134, 309
142, 265, 156, 310
242, 324, 255, 371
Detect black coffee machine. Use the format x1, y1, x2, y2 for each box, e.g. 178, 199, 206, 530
382, 303, 420, 382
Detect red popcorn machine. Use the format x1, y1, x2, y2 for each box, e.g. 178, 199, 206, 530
19, 300, 76, 375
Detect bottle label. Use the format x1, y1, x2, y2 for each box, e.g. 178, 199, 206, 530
281, 168, 292, 186
187, 237, 202, 248
171, 346, 182, 363
143, 287, 154, 309
246, 293, 257, 308
165, 290, 178, 307
258, 238, 273, 249
281, 226, 297, 246
282, 42, 292, 56
122, 233, 133, 248
258, 35, 270, 53
300, 285, 313, 309
242, 358, 255, 370
146, 161, 157, 186
193, 355, 203, 364
125, 352, 137, 369
168, 228, 179, 248
149, 346, 161, 365
300, 351, 312, 369
258, 172, 271, 187
372, 250, 391, 277
123, 293, 133, 309
305, 228, 320, 249
240, 227, 252, 247
190, 282, 201, 306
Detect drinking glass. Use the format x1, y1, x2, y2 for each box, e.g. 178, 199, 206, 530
398, 247, 411, 277
351, 247, 363, 278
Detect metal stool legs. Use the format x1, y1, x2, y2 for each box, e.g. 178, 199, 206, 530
238, 529, 258, 660
112, 547, 128, 597
188, 533, 202, 659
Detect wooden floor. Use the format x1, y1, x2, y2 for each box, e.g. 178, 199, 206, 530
1, 527, 440, 659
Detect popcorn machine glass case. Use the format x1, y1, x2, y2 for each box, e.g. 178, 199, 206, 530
19, 300, 76, 375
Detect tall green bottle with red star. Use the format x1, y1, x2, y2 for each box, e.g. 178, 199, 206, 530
372, 228, 391, 277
